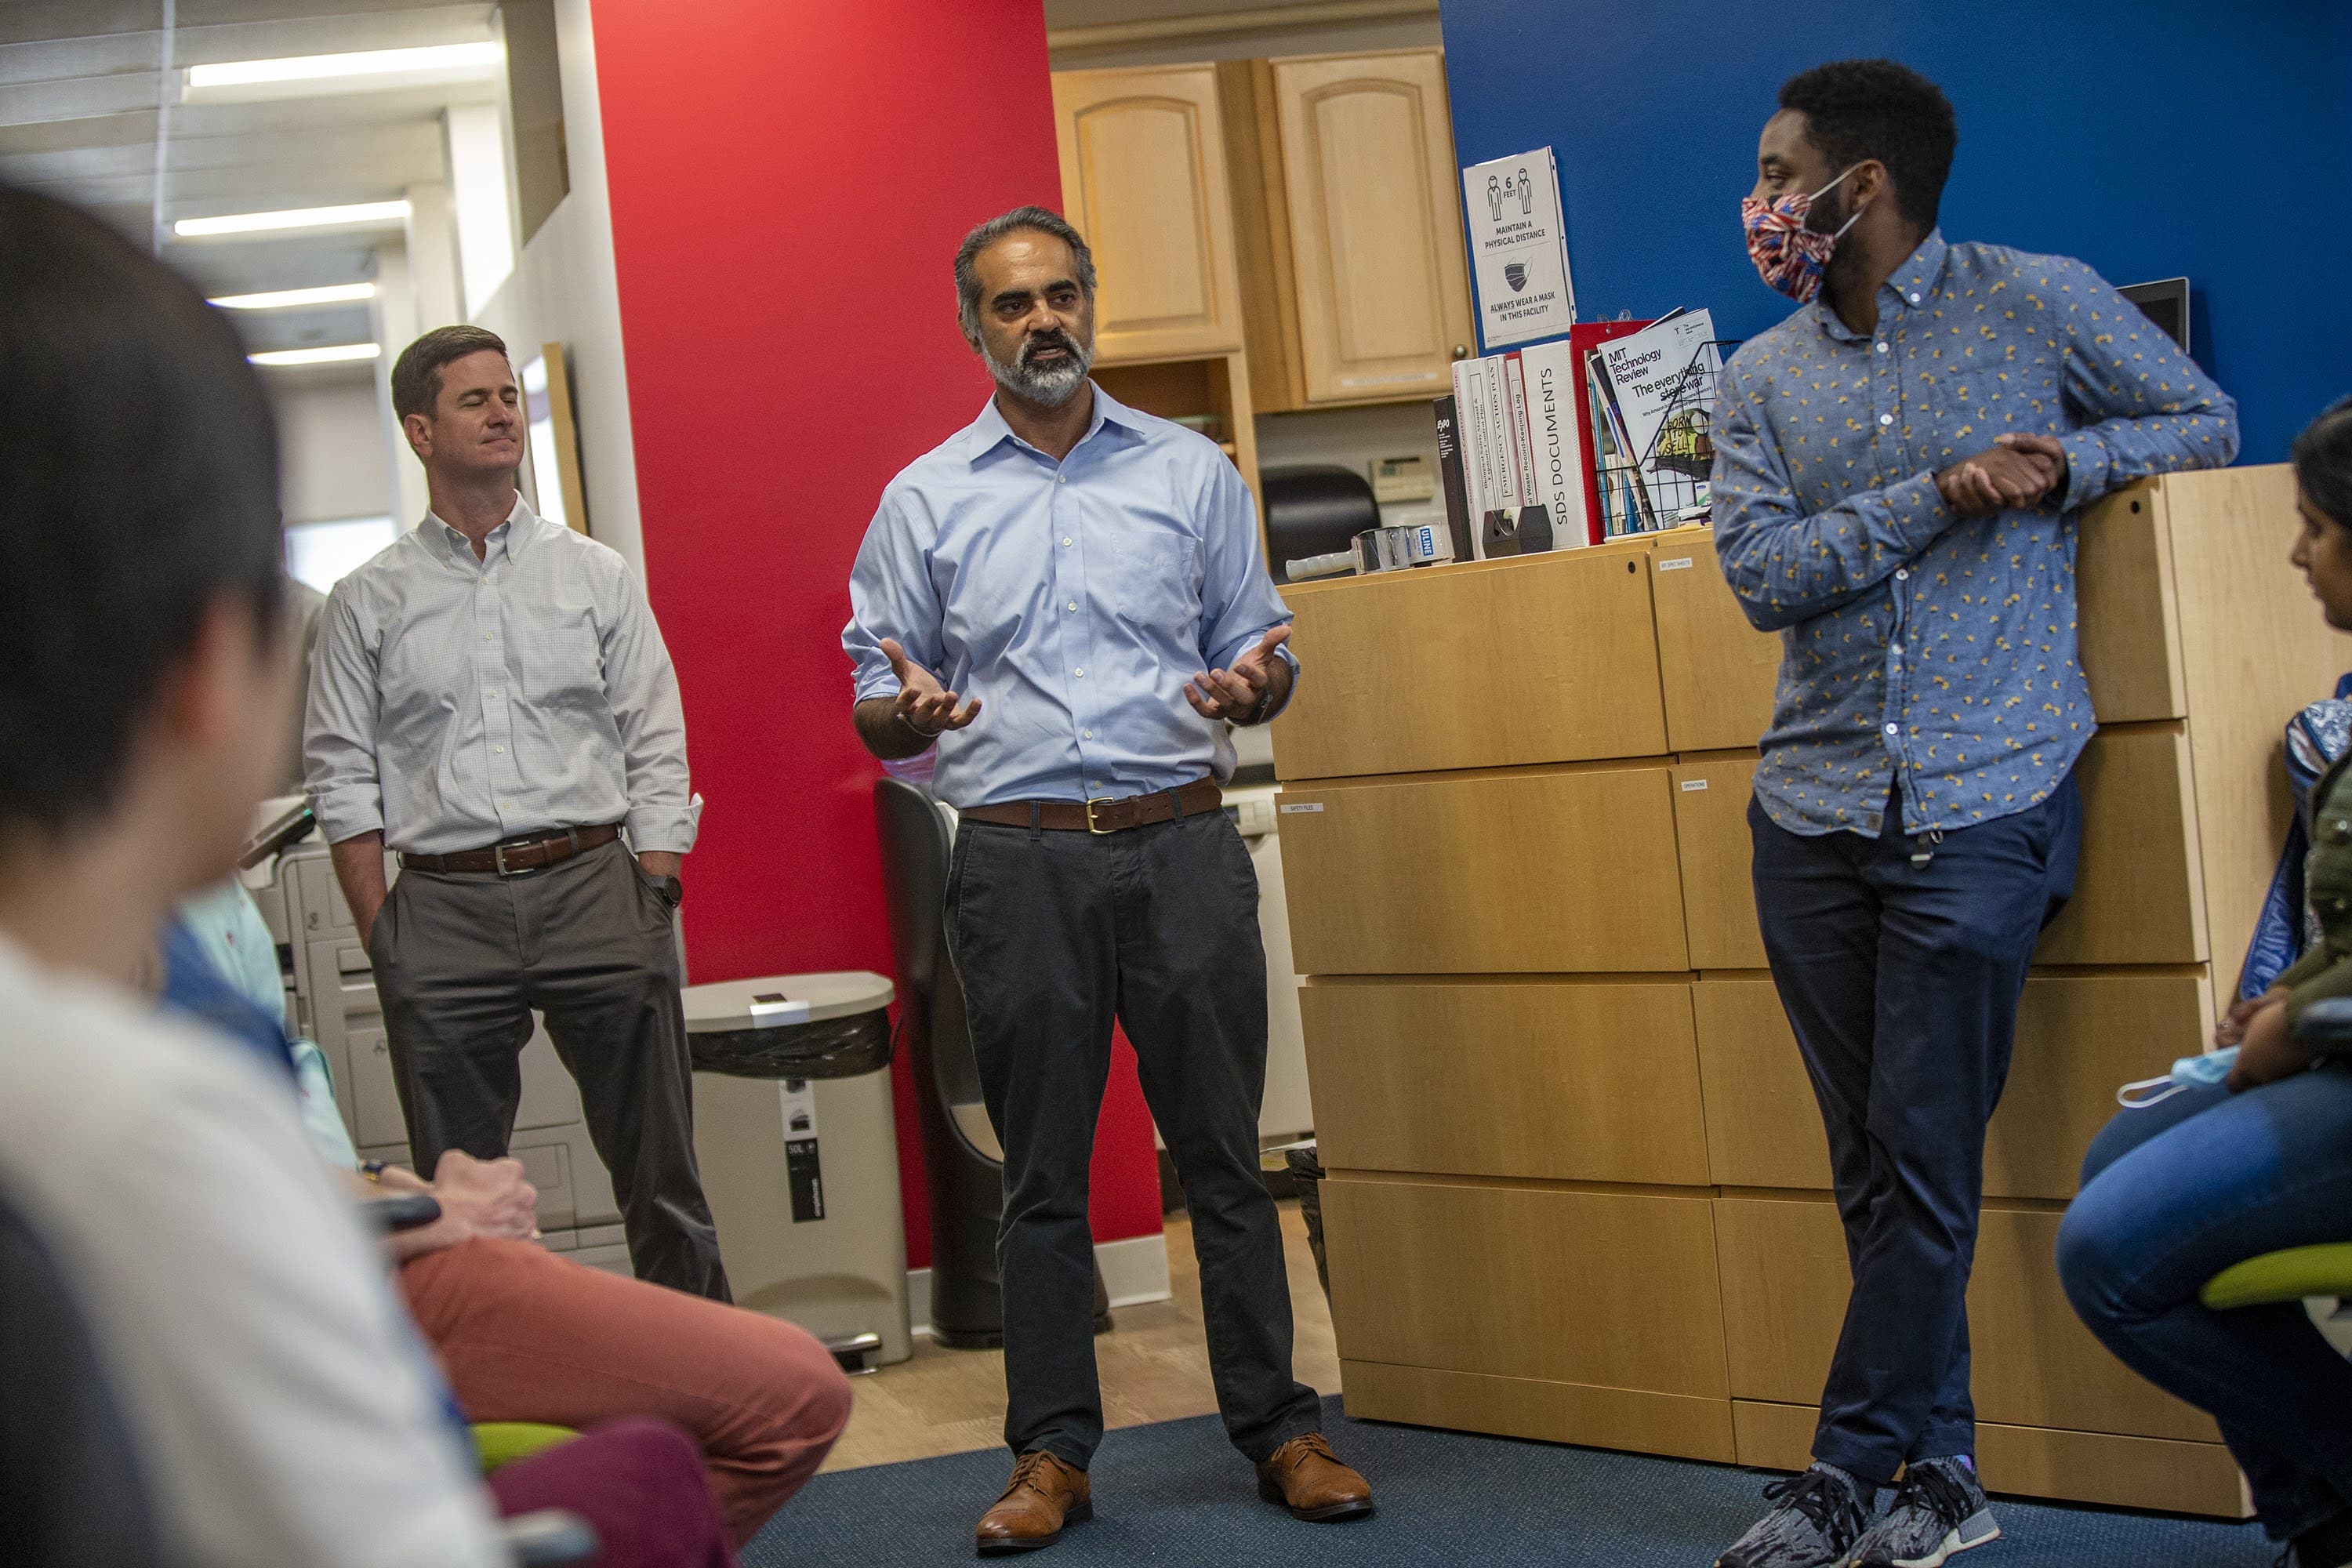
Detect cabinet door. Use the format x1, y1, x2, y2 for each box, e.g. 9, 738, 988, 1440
1276, 764, 1689, 975
1274, 542, 1666, 780
1052, 66, 1244, 362
1270, 49, 1473, 404
1650, 535, 1780, 753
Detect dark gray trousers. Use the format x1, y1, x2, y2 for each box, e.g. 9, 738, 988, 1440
946, 804, 1320, 1468
369, 837, 730, 1301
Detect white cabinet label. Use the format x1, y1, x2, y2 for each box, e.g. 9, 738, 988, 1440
1278, 802, 1325, 815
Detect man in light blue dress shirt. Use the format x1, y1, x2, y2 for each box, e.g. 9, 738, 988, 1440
1709, 62, 2239, 1568
844, 207, 1372, 1553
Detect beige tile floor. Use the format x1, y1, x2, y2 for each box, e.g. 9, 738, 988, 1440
822, 1200, 1341, 1474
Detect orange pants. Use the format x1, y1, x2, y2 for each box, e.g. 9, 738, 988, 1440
401, 1238, 852, 1548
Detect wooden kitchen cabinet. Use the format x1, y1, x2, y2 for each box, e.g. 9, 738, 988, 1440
1051, 64, 1246, 363
1220, 49, 1475, 411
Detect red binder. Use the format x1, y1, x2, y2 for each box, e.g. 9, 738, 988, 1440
1565, 319, 1653, 546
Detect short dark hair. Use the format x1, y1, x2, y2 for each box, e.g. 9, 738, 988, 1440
954, 205, 1096, 342
390, 324, 510, 423
0, 183, 282, 836
2294, 396, 2352, 531
1778, 59, 1958, 230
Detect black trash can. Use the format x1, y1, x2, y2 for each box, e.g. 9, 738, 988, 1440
1285, 1144, 1332, 1305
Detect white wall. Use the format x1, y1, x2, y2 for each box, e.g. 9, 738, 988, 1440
469, 0, 645, 576
272, 368, 397, 525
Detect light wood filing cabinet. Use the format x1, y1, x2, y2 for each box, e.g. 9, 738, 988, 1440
1273, 466, 2344, 1515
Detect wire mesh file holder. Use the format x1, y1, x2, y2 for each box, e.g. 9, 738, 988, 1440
1591, 337, 1740, 536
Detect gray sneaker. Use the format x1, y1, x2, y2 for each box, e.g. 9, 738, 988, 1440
1717, 1465, 1874, 1568
1849, 1457, 2000, 1567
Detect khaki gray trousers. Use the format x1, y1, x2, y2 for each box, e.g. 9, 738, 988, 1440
369, 837, 730, 1300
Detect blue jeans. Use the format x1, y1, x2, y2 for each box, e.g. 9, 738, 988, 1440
1751, 776, 2082, 1486
2058, 1067, 2352, 1539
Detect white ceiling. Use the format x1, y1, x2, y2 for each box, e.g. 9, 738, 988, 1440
0, 0, 498, 353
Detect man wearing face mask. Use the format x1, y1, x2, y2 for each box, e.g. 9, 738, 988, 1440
843, 207, 1370, 1555
1710, 60, 2238, 1568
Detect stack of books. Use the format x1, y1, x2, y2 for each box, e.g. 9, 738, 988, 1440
1433, 310, 1723, 557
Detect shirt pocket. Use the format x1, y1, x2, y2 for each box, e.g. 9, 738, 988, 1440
518, 607, 604, 709
1115, 535, 1202, 630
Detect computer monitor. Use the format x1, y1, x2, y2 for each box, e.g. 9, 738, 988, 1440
2118, 277, 2191, 355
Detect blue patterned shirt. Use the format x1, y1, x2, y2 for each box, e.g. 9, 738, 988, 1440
1711, 231, 2239, 837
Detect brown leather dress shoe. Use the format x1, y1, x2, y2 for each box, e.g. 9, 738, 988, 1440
975, 1450, 1092, 1555
1255, 1433, 1375, 1522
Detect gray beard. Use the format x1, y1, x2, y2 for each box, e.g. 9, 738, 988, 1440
985, 336, 1093, 407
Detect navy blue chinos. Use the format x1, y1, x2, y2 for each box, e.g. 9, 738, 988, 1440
1749, 775, 2081, 1486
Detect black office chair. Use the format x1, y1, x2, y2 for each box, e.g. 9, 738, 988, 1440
0, 1180, 595, 1566
873, 777, 1110, 1348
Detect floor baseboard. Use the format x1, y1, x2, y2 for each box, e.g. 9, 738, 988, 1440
906, 1232, 1174, 1338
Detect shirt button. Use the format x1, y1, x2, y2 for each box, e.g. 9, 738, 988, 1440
1083, 729, 1094, 739
494, 745, 506, 754
1907, 292, 1922, 303
1062, 537, 1073, 547
487, 688, 502, 699
1074, 667, 1084, 677
1885, 722, 1901, 735
1874, 342, 1889, 354
1067, 601, 1077, 612
1057, 475, 1066, 485
1894, 568, 1910, 582
1890, 642, 1904, 657
1878, 413, 1894, 426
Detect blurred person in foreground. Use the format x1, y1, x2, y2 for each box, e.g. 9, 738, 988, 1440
0, 182, 725, 1566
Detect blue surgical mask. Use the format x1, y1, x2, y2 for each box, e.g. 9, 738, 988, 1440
2116, 1047, 2238, 1108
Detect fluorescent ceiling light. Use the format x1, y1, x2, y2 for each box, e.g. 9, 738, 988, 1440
187, 41, 503, 91
249, 343, 383, 367
175, 200, 410, 238
209, 282, 378, 311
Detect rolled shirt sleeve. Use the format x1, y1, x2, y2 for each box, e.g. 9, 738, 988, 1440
2046, 259, 2241, 511
1710, 352, 1960, 634
599, 562, 698, 855
302, 586, 387, 844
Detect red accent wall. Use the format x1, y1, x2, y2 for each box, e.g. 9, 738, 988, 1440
589, 2, 1165, 1267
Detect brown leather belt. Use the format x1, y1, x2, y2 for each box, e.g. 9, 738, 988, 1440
399, 823, 622, 876
961, 779, 1222, 835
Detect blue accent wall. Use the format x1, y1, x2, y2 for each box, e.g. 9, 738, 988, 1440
1438, 0, 2352, 463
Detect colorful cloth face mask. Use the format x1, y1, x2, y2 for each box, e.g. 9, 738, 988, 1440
1740, 165, 1864, 303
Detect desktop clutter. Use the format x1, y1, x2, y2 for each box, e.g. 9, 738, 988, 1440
1283, 307, 1727, 583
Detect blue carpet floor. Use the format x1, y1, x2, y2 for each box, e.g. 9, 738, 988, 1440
745, 1396, 2272, 1566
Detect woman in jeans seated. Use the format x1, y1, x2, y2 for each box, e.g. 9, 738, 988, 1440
2059, 397, 2352, 1568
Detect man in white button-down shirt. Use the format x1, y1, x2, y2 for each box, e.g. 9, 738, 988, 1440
305, 325, 727, 1299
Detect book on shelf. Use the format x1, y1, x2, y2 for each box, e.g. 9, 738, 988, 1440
1594, 309, 1721, 522
1515, 337, 1588, 550
1431, 394, 1476, 564
1587, 350, 1655, 537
